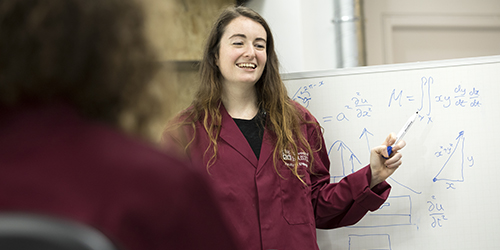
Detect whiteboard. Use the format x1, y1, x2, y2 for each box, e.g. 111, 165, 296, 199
283, 55, 500, 250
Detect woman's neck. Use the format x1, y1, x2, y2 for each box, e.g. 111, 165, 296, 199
221, 84, 258, 120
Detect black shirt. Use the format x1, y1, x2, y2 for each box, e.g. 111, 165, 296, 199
233, 112, 265, 159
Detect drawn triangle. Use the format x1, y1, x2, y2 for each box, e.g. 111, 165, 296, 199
433, 131, 465, 182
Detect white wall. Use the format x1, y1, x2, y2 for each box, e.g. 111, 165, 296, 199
246, 0, 338, 73
246, 0, 500, 72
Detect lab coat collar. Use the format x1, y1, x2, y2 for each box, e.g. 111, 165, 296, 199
218, 104, 274, 171
219, 104, 259, 168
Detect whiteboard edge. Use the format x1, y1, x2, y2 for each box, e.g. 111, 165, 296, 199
281, 55, 500, 81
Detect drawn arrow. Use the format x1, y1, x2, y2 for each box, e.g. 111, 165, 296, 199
359, 128, 374, 153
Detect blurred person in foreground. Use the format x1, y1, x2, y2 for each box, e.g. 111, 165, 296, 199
0, 0, 239, 249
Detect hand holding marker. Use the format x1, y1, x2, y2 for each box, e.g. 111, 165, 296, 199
386, 111, 418, 158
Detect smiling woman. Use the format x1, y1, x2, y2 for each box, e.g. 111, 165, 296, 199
216, 15, 267, 103
161, 5, 405, 250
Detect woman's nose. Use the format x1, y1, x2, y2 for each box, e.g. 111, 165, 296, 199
243, 45, 256, 58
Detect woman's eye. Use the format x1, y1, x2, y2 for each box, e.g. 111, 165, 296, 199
232, 42, 244, 46
255, 44, 266, 50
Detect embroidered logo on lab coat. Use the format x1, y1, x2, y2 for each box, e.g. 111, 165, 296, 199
282, 150, 309, 168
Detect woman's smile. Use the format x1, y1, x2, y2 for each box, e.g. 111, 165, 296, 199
216, 16, 267, 86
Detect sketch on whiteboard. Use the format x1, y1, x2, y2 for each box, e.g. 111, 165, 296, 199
351, 195, 413, 228
388, 177, 422, 195
290, 80, 325, 108
283, 56, 500, 250
291, 86, 311, 108
359, 128, 374, 154
433, 131, 474, 184
328, 140, 362, 183
292, 76, 476, 235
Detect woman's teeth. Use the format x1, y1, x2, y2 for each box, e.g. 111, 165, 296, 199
237, 63, 256, 69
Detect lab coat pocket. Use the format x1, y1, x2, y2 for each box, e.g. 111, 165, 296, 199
279, 165, 314, 225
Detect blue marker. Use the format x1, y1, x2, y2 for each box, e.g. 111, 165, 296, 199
386, 111, 418, 157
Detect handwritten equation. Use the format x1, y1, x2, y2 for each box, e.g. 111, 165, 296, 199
427, 195, 448, 228
390, 77, 482, 125
330, 92, 373, 123
292, 76, 484, 125
389, 77, 482, 109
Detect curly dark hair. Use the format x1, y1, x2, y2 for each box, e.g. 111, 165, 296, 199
0, 0, 161, 137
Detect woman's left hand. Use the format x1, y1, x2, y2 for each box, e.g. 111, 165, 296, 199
369, 133, 406, 189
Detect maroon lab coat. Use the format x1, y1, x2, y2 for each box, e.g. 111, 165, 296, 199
0, 103, 240, 250
162, 101, 391, 250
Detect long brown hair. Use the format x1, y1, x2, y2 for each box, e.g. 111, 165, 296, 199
173, 6, 321, 183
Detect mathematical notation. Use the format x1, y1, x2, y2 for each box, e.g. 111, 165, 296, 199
435, 85, 481, 108
427, 196, 448, 228
324, 92, 373, 123
290, 80, 325, 108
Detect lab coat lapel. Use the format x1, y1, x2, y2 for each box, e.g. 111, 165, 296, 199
219, 104, 259, 168
257, 127, 274, 173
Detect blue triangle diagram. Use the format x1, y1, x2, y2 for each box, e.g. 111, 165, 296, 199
433, 131, 465, 182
